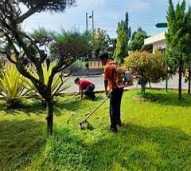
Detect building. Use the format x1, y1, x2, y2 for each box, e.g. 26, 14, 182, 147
144, 32, 166, 53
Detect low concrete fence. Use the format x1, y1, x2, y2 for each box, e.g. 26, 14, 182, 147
88, 60, 103, 69
67, 59, 103, 76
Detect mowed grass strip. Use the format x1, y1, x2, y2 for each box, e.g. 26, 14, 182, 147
1, 89, 191, 171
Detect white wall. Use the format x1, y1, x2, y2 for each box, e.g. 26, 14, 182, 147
153, 40, 166, 53
144, 32, 166, 53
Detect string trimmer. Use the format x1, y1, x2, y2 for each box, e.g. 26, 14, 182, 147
80, 97, 108, 130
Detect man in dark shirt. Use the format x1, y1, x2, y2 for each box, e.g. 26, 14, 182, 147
74, 77, 95, 100
99, 53, 124, 133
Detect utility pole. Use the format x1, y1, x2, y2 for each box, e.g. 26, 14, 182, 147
91, 11, 95, 57
85, 11, 96, 58
91, 11, 95, 33
88, 11, 96, 58
86, 11, 95, 33
86, 12, 88, 32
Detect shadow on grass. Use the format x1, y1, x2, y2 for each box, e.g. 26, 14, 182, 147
0, 98, 82, 116
0, 120, 46, 170
0, 94, 105, 117
56, 98, 82, 112
55, 95, 105, 114
38, 124, 191, 171
136, 90, 191, 107
13, 101, 45, 115
0, 99, 45, 116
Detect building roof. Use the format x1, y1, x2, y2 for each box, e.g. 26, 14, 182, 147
144, 32, 165, 46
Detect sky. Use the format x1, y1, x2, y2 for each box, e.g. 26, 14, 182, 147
22, 0, 191, 38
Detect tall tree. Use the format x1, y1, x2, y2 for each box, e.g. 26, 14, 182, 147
92, 28, 110, 57
50, 31, 91, 60
166, 0, 189, 100
0, 0, 76, 135
184, 8, 191, 95
114, 21, 128, 64
129, 27, 148, 51
113, 22, 128, 64
125, 12, 131, 38
113, 12, 130, 64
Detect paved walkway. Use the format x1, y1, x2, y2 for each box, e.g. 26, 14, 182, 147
64, 74, 188, 93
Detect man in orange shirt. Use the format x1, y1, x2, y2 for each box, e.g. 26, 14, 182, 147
99, 52, 124, 133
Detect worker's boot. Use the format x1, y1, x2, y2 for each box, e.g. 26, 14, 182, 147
110, 126, 118, 133
117, 121, 122, 127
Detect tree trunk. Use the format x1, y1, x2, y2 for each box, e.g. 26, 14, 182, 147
178, 61, 183, 100
46, 98, 54, 135
165, 75, 168, 92
141, 83, 146, 96
140, 76, 146, 96
188, 64, 191, 95
149, 81, 151, 88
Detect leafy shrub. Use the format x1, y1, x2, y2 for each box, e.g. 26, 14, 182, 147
125, 51, 166, 94
150, 51, 167, 82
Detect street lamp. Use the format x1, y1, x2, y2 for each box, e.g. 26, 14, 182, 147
86, 11, 96, 58
86, 11, 95, 33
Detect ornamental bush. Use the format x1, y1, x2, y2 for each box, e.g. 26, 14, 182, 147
125, 51, 166, 94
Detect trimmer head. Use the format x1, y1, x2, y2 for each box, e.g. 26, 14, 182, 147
79, 96, 108, 130
80, 120, 94, 130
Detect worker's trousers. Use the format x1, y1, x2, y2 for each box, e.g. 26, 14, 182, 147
109, 88, 123, 129
84, 84, 95, 100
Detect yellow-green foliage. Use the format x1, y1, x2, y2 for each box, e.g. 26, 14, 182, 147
0, 64, 27, 100
125, 51, 152, 77
42, 62, 69, 96
150, 51, 167, 82
125, 51, 166, 82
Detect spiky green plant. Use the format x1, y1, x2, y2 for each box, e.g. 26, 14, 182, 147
0, 64, 30, 108
25, 62, 70, 99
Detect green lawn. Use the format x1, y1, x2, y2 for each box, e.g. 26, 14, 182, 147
1, 89, 191, 171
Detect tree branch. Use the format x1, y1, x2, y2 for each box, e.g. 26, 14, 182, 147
16, 5, 40, 24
